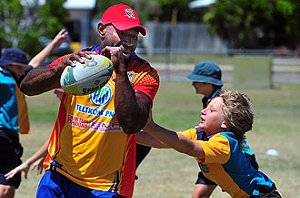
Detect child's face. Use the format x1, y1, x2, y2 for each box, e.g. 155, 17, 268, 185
192, 82, 213, 96
198, 97, 226, 135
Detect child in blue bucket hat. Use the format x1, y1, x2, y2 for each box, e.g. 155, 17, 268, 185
0, 48, 31, 197
186, 61, 259, 198
0, 48, 30, 66
0, 48, 32, 85
187, 61, 223, 107
1, 29, 69, 198
187, 61, 223, 87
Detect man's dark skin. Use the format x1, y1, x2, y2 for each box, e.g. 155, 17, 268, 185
20, 23, 151, 134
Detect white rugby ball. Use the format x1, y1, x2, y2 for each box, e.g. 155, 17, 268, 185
60, 54, 113, 95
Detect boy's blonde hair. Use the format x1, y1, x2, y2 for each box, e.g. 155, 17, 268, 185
217, 90, 253, 145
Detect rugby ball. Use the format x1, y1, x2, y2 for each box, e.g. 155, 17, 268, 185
60, 54, 113, 95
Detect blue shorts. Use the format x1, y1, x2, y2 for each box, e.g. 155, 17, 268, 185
37, 170, 120, 198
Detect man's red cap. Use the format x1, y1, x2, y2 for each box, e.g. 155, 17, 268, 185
100, 4, 146, 36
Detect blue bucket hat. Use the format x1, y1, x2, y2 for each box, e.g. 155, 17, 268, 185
0, 48, 29, 66
186, 61, 223, 86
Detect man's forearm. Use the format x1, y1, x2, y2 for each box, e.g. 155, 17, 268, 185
20, 66, 63, 96
114, 73, 150, 134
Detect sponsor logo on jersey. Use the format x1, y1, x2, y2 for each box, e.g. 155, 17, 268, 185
75, 104, 114, 118
90, 120, 120, 132
67, 114, 120, 132
67, 114, 89, 129
90, 84, 112, 106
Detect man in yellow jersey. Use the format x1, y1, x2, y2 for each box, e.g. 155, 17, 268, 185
21, 4, 159, 198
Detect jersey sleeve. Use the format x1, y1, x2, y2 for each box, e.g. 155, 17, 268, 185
178, 128, 197, 140
199, 133, 231, 164
133, 67, 159, 102
48, 54, 70, 67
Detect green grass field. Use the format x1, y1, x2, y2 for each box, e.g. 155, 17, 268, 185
16, 82, 300, 198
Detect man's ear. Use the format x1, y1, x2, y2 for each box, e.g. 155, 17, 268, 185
98, 23, 106, 37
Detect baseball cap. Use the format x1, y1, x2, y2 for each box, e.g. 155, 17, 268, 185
100, 4, 146, 36
0, 48, 30, 66
186, 61, 223, 86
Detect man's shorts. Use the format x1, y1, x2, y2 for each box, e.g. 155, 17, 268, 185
0, 131, 23, 188
136, 144, 151, 169
37, 169, 120, 198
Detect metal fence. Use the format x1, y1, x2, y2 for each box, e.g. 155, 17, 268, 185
140, 22, 300, 57
154, 57, 300, 85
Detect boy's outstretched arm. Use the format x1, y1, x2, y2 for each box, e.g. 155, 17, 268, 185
136, 130, 169, 148
143, 112, 205, 161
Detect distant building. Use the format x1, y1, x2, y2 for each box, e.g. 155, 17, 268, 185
63, 0, 96, 51
21, 0, 96, 51
189, 0, 216, 8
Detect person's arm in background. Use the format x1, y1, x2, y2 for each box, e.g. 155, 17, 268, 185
4, 29, 69, 86
29, 29, 69, 68
4, 141, 48, 179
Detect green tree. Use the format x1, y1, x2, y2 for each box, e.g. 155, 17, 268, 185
154, 0, 201, 22
0, 0, 67, 56
203, 0, 300, 49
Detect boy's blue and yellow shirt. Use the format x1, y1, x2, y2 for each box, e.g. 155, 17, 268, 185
180, 127, 274, 197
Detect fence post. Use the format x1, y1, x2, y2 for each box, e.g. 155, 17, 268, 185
233, 56, 272, 88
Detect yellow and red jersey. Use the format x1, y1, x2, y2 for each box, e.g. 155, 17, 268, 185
46, 46, 159, 197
